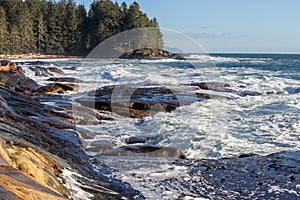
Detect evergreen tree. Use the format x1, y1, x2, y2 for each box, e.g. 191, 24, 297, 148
64, 0, 79, 54
0, 7, 9, 54
18, 4, 35, 53
76, 4, 88, 54
0, 0, 163, 55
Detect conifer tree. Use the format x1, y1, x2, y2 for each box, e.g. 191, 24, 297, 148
0, 0, 163, 55
0, 7, 9, 54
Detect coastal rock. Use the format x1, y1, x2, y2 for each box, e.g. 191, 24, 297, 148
103, 150, 300, 199
23, 61, 64, 77
0, 61, 39, 90
0, 60, 19, 73
119, 48, 186, 60
79, 84, 240, 118
0, 79, 142, 199
47, 77, 83, 83
284, 87, 300, 94
87, 140, 117, 153
96, 145, 187, 159
0, 138, 69, 199
72, 105, 114, 125
237, 90, 263, 97
125, 136, 149, 145
191, 82, 235, 92
34, 85, 66, 95
52, 83, 79, 93
79, 85, 181, 118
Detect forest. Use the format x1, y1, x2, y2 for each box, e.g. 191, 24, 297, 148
0, 0, 163, 55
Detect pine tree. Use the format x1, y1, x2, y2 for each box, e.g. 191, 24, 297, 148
0, 0, 163, 55
0, 7, 9, 54
63, 0, 78, 54
18, 4, 35, 53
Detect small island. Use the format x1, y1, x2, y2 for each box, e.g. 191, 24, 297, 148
119, 48, 186, 60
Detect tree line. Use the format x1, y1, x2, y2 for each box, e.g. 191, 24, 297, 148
0, 0, 163, 56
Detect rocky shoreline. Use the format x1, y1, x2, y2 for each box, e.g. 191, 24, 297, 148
0, 60, 299, 199
0, 54, 83, 59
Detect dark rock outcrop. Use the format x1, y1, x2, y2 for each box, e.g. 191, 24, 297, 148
47, 77, 83, 83
0, 63, 143, 199
191, 82, 235, 92
126, 136, 149, 145
119, 48, 186, 60
20, 61, 64, 77
77, 84, 239, 118
96, 145, 187, 159
0, 65, 39, 91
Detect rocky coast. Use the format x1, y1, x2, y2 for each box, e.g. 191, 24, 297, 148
0, 60, 299, 199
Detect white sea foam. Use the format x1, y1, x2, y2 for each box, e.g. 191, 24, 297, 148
17, 56, 300, 160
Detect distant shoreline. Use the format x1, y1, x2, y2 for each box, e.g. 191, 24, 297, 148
0, 54, 84, 59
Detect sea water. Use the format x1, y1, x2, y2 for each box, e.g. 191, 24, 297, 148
17, 53, 300, 198
18, 53, 300, 159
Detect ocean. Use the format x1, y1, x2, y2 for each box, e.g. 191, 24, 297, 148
16, 53, 300, 199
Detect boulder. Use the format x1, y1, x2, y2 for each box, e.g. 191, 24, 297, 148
125, 136, 149, 145
47, 77, 83, 83
52, 83, 79, 93
191, 82, 234, 92
96, 145, 187, 159
34, 85, 66, 95
0, 60, 19, 73
0, 61, 39, 91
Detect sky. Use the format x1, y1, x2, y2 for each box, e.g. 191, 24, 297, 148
76, 0, 300, 53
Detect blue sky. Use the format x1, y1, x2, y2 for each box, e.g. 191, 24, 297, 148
76, 0, 300, 53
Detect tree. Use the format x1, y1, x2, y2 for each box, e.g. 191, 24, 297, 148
75, 4, 88, 54
62, 0, 78, 54
18, 4, 35, 53
0, 7, 9, 54
0, 0, 163, 55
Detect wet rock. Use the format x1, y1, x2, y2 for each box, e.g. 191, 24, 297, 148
78, 85, 181, 118
0, 82, 142, 199
96, 145, 187, 159
72, 105, 114, 125
0, 61, 39, 90
191, 82, 234, 92
284, 87, 300, 94
104, 150, 300, 199
87, 140, 116, 153
34, 85, 66, 95
52, 83, 79, 93
79, 84, 241, 117
29, 66, 65, 77
63, 66, 78, 71
22, 61, 64, 77
196, 91, 238, 100
119, 48, 186, 60
237, 90, 262, 97
238, 153, 259, 158
126, 136, 149, 145
47, 77, 83, 83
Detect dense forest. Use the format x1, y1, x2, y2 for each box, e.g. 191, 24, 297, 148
0, 0, 163, 55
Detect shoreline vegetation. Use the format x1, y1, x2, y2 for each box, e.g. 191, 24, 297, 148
0, 0, 163, 56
